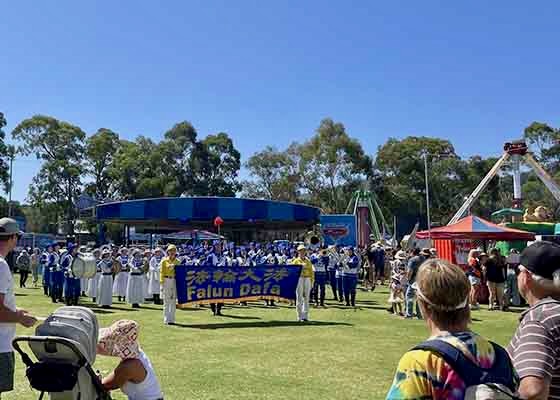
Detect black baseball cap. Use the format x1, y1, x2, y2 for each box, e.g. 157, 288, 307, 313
520, 241, 560, 280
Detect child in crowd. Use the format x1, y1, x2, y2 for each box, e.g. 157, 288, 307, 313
388, 250, 407, 316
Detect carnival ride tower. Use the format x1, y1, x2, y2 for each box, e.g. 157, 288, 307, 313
345, 190, 391, 246
449, 140, 560, 225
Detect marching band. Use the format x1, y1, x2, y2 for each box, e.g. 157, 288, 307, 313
34, 240, 380, 324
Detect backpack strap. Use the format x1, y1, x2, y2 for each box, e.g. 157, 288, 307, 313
413, 339, 518, 393
413, 340, 484, 387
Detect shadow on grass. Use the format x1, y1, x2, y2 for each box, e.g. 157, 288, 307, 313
171, 320, 353, 330
91, 309, 115, 315
218, 314, 261, 320
81, 304, 139, 312
15, 293, 29, 296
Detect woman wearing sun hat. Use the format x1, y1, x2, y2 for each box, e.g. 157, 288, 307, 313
97, 319, 163, 399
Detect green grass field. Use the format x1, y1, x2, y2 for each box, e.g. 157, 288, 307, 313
10, 278, 521, 400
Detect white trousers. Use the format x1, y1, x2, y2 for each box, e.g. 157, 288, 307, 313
296, 277, 312, 321
162, 278, 177, 324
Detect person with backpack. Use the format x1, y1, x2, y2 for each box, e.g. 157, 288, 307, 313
508, 241, 560, 400
386, 258, 519, 400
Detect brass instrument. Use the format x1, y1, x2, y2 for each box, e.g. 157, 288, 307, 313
304, 230, 323, 249
111, 257, 121, 274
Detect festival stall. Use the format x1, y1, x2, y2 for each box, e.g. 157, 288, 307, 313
415, 215, 535, 268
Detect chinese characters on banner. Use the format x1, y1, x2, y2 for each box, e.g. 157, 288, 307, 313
175, 265, 303, 305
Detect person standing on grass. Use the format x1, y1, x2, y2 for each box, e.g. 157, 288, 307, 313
292, 245, 314, 322
40, 246, 50, 296
16, 248, 31, 288
508, 241, 560, 400
0, 218, 37, 399
373, 243, 386, 288
386, 258, 519, 400
326, 246, 339, 301
161, 244, 180, 325
342, 247, 359, 307
483, 248, 506, 311
97, 249, 115, 309
466, 249, 483, 310
126, 249, 146, 309
404, 248, 425, 319
62, 244, 81, 306
148, 248, 164, 305
30, 248, 40, 288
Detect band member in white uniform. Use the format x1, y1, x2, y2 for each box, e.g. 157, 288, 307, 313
79, 246, 89, 296
87, 248, 102, 303
148, 248, 164, 305
126, 249, 145, 308
97, 249, 114, 308
113, 248, 129, 302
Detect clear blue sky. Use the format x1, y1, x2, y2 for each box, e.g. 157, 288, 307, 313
2, 1, 559, 202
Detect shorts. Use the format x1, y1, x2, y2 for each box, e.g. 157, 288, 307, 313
0, 352, 15, 393
375, 263, 385, 276
487, 281, 505, 291
468, 276, 481, 286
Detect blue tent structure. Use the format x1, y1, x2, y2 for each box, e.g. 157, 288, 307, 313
95, 197, 321, 243
162, 229, 224, 241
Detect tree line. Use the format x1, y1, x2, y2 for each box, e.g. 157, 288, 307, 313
0, 112, 559, 236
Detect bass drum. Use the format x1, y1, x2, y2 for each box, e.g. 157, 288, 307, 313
71, 253, 97, 279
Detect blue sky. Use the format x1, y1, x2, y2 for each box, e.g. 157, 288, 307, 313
2, 1, 559, 202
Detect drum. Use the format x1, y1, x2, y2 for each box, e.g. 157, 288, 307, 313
71, 253, 97, 279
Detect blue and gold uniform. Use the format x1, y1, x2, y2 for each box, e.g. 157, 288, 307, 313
62, 244, 80, 306
342, 248, 359, 307
48, 244, 63, 303
41, 249, 50, 296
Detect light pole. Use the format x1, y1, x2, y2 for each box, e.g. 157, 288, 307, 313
422, 152, 431, 239
7, 146, 15, 217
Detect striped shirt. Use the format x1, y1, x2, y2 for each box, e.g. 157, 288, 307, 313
507, 297, 560, 399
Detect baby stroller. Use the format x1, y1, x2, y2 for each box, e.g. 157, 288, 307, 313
12, 306, 111, 400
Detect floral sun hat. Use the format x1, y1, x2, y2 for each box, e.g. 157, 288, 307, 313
98, 320, 140, 359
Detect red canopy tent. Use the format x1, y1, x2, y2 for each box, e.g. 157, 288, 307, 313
416, 215, 534, 267
416, 215, 535, 241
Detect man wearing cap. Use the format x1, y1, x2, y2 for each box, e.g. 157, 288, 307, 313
0, 218, 37, 397
161, 244, 181, 325
291, 245, 314, 322
507, 241, 560, 400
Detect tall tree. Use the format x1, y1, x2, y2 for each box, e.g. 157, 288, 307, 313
159, 121, 199, 196
375, 136, 461, 228
243, 144, 302, 201
111, 136, 167, 199
12, 115, 85, 234
299, 118, 372, 213
85, 128, 120, 200
195, 132, 241, 196
524, 122, 560, 162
